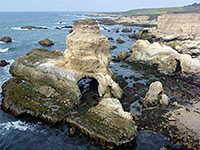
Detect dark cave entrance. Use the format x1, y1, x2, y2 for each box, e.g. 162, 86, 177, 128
77, 77, 100, 112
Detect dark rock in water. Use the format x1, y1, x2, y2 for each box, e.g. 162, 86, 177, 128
67, 98, 137, 149
116, 37, 125, 43
38, 38, 54, 46
121, 28, 132, 33
110, 45, 117, 50
21, 26, 48, 30
108, 37, 114, 40
0, 36, 12, 43
128, 33, 137, 39
55, 26, 73, 30
0, 60, 9, 67
69, 29, 73, 33
116, 29, 120, 33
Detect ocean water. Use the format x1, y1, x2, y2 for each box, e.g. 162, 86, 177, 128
0, 12, 181, 150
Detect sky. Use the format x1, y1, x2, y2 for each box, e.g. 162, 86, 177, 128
0, 0, 200, 12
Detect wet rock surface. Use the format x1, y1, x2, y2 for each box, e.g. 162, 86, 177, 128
0, 60, 10, 67
67, 98, 137, 149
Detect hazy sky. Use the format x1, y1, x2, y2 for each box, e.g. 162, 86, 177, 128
0, 0, 200, 12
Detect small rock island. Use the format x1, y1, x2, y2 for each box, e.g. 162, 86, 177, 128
1, 19, 137, 149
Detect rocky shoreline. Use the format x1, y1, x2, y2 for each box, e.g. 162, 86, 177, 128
1, 14, 200, 149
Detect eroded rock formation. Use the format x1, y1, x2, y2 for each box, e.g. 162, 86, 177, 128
142, 81, 169, 107
1, 19, 137, 148
127, 40, 200, 75
56, 19, 123, 98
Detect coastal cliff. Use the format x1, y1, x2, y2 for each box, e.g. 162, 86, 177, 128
157, 13, 200, 36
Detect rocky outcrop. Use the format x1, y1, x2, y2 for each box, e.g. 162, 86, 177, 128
157, 13, 200, 36
0, 36, 12, 43
2, 19, 123, 121
1, 19, 137, 148
129, 13, 200, 57
67, 98, 137, 148
21, 26, 48, 30
127, 40, 200, 75
0, 60, 9, 67
142, 81, 169, 107
38, 38, 54, 46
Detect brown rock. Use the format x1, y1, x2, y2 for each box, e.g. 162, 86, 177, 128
38, 38, 54, 46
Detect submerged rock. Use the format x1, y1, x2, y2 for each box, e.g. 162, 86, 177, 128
110, 44, 117, 50
142, 81, 169, 107
116, 37, 125, 43
21, 26, 48, 30
0, 60, 9, 67
0, 36, 12, 43
38, 38, 54, 46
67, 98, 137, 149
121, 28, 132, 33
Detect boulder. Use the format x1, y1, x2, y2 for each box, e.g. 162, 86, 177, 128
108, 37, 114, 40
110, 44, 117, 50
142, 81, 169, 107
38, 38, 54, 46
118, 51, 130, 60
121, 28, 132, 33
0, 60, 9, 67
116, 37, 125, 44
0, 36, 12, 43
67, 98, 137, 148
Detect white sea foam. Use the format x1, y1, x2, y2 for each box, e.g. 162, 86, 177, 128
0, 41, 4, 43
0, 120, 35, 132
10, 27, 28, 30
0, 48, 9, 53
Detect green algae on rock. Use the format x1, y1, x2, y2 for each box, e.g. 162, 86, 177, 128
1, 78, 75, 124
67, 98, 137, 149
38, 38, 54, 46
0, 36, 12, 43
